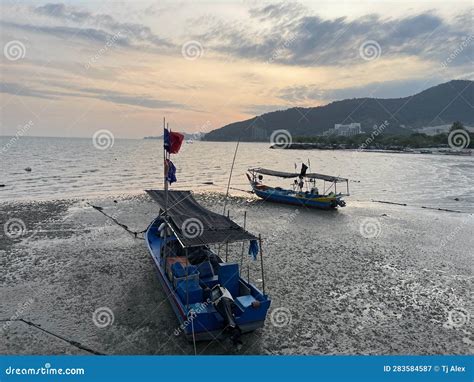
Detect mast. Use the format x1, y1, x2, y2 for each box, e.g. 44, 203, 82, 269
163, 117, 170, 270
164, 119, 169, 214
223, 137, 240, 215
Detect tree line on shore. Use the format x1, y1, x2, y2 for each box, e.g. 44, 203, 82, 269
294, 122, 473, 149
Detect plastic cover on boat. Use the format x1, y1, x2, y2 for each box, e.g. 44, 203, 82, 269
248, 168, 348, 183
146, 190, 257, 247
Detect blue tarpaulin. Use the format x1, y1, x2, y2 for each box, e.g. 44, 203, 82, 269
166, 159, 177, 184
249, 240, 259, 260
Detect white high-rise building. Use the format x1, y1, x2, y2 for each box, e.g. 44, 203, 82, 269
323, 123, 362, 136
334, 123, 362, 136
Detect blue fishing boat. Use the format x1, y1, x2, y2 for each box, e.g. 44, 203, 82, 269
145, 190, 271, 344
144, 118, 271, 346
247, 164, 349, 210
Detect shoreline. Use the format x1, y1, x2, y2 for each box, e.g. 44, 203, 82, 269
1, 190, 472, 215
269, 143, 473, 156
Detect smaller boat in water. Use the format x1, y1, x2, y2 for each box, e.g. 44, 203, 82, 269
247, 164, 349, 210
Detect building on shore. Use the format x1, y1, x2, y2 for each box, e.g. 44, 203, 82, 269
323, 123, 362, 136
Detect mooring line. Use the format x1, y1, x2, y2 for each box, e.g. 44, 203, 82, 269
0, 319, 104, 355
87, 203, 147, 239
206, 183, 254, 194
371, 199, 464, 213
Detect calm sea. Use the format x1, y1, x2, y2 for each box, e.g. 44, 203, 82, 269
1, 136, 473, 212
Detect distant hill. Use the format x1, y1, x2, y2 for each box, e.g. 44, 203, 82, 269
204, 80, 474, 141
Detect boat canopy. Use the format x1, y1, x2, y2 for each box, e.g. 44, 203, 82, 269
146, 190, 257, 248
248, 168, 348, 183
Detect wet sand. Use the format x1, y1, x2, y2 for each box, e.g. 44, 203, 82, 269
1, 193, 472, 355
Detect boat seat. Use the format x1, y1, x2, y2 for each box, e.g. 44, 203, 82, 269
187, 302, 211, 314
239, 280, 251, 296
177, 279, 203, 305
235, 295, 257, 311
197, 261, 214, 279
201, 275, 219, 288
166, 257, 189, 281
217, 263, 239, 297
171, 262, 185, 278
173, 265, 199, 288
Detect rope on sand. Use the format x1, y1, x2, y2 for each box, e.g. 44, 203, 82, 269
0, 318, 104, 355
371, 200, 464, 213
87, 203, 147, 239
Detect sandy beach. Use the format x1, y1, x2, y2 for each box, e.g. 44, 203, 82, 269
1, 192, 472, 355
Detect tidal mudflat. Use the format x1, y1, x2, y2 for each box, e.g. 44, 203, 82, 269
1, 193, 472, 355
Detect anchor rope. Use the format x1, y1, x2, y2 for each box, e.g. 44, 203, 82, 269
87, 203, 147, 239
0, 318, 104, 355
371, 200, 467, 213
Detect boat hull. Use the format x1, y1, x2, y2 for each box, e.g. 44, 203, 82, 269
252, 187, 342, 210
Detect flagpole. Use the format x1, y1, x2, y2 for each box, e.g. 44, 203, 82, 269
162, 117, 169, 268
164, 120, 169, 215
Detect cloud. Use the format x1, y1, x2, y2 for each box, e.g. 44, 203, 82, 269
35, 3, 91, 22
5, 2, 471, 68
0, 82, 77, 99
242, 104, 288, 116
197, 4, 473, 67
1, 82, 53, 99
278, 78, 448, 103
0, 81, 186, 110
1, 1, 472, 138
1, 20, 131, 46
1, 3, 174, 49
77, 87, 185, 109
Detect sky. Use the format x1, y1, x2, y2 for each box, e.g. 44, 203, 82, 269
0, 0, 473, 138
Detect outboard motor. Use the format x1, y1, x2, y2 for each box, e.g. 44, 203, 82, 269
211, 285, 242, 345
